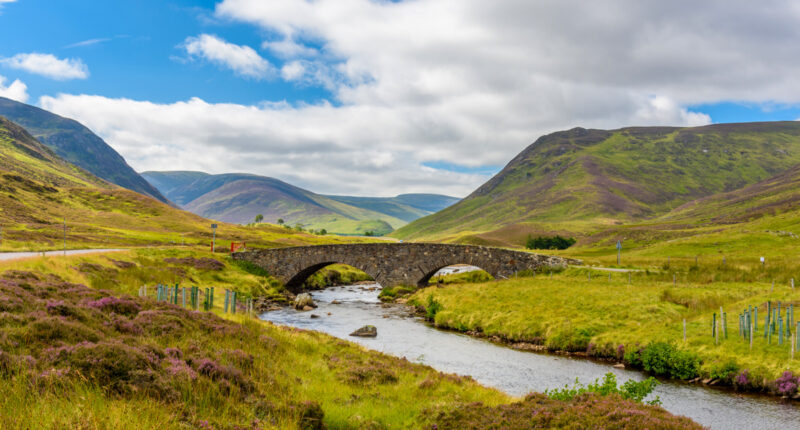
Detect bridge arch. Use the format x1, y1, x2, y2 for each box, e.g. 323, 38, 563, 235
417, 263, 492, 287
231, 243, 578, 290
284, 261, 378, 291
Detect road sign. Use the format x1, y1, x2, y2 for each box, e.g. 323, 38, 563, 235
211, 224, 218, 229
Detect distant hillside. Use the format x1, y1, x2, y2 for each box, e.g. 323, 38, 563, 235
0, 116, 355, 250
393, 121, 800, 243
0, 97, 170, 204
141, 171, 458, 235
663, 163, 800, 224
324, 194, 459, 222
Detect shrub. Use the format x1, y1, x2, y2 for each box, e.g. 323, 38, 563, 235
545, 372, 661, 406
425, 295, 443, 321
86, 296, 141, 317
525, 235, 576, 250
775, 371, 799, 396
638, 342, 699, 380
25, 317, 102, 344
51, 341, 157, 395
708, 360, 739, 383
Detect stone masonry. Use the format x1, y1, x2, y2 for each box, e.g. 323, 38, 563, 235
231, 243, 581, 290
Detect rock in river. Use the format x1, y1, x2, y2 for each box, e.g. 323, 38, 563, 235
350, 325, 377, 337
294, 293, 317, 310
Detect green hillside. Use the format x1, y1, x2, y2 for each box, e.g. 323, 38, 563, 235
393, 122, 800, 243
324, 193, 459, 222
142, 171, 457, 235
0, 97, 169, 204
0, 116, 368, 250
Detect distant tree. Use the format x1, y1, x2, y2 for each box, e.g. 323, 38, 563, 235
364, 231, 375, 237
294, 223, 304, 232
318, 228, 327, 235
277, 218, 284, 225
254, 214, 264, 223
526, 235, 576, 250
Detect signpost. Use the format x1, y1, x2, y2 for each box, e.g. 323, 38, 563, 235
211, 224, 218, 252
616, 240, 622, 265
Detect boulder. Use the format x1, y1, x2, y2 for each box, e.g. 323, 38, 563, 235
350, 325, 378, 337
294, 293, 317, 310
613, 363, 625, 369
310, 314, 320, 319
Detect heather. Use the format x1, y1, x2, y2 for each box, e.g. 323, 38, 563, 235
0, 267, 509, 428
421, 392, 703, 430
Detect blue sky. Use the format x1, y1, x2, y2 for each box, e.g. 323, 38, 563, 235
0, 0, 332, 105
1, 1, 799, 196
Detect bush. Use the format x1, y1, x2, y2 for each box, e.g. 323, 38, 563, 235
545, 372, 661, 405
637, 342, 699, 380
86, 296, 141, 317
525, 235, 576, 250
425, 295, 443, 321
709, 360, 739, 383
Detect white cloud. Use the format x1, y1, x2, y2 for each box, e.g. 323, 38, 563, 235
65, 38, 111, 49
182, 34, 273, 79
263, 38, 318, 58
38, 1, 800, 196
0, 75, 28, 102
1, 53, 88, 80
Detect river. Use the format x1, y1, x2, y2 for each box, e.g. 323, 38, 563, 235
260, 283, 800, 429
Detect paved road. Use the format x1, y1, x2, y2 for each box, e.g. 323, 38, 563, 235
0, 249, 126, 262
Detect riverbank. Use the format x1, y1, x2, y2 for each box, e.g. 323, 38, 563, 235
408, 267, 800, 400
0, 249, 701, 429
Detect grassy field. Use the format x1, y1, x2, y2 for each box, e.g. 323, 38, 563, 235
0, 249, 702, 429
410, 266, 800, 395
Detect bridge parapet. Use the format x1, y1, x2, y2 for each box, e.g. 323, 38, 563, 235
232, 243, 581, 290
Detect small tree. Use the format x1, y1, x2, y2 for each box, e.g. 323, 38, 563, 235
254, 214, 264, 223
318, 228, 327, 235
364, 231, 375, 237
277, 218, 284, 225
526, 235, 576, 250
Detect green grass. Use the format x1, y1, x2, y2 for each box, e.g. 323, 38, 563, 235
410, 267, 800, 393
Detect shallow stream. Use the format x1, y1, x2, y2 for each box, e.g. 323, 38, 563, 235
260, 284, 800, 429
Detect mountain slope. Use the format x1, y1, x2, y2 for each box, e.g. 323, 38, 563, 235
324, 194, 459, 222
142, 171, 458, 235
0, 96, 169, 204
0, 116, 359, 250
393, 122, 800, 242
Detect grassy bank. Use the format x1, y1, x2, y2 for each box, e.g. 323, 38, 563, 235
302, 264, 374, 290
0, 249, 702, 428
410, 267, 800, 397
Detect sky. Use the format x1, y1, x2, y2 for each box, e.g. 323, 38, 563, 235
1, 0, 800, 197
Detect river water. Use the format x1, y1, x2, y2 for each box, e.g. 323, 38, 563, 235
260, 283, 800, 429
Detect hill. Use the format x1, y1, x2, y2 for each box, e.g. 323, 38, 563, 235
393, 122, 800, 244
141, 171, 458, 235
0, 96, 169, 204
0, 116, 367, 250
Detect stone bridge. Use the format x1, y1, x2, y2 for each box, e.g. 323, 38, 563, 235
231, 243, 579, 290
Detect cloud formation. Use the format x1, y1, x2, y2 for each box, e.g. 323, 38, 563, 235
39, 1, 800, 196
0, 75, 28, 102
1, 53, 89, 80
182, 34, 273, 79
